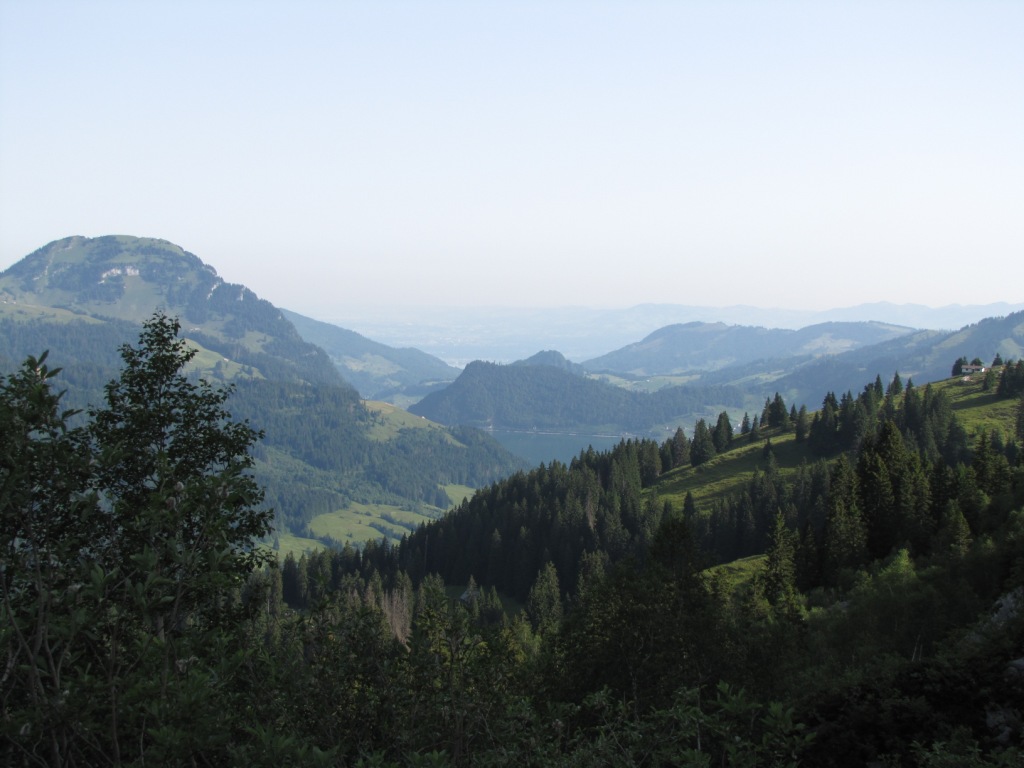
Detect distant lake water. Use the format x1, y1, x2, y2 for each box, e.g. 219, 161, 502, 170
487, 429, 635, 466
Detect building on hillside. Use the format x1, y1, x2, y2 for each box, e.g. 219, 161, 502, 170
962, 364, 986, 374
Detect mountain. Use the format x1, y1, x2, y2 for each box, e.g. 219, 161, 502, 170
0, 236, 526, 550
321, 301, 1024, 364
281, 308, 459, 405
582, 321, 915, 376
0, 235, 342, 386
513, 349, 588, 375
763, 310, 1024, 405
408, 359, 744, 441
407, 312, 1024, 465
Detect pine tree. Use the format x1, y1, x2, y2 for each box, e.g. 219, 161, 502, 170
768, 392, 790, 429
713, 411, 733, 452
932, 500, 972, 561
822, 454, 867, 585
672, 426, 691, 468
761, 513, 801, 618
795, 404, 810, 442
887, 371, 904, 397
526, 562, 563, 635
690, 418, 717, 466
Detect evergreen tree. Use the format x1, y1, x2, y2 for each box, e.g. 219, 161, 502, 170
822, 455, 867, 585
932, 500, 972, 561
768, 392, 790, 429
809, 392, 839, 454
997, 360, 1024, 396
690, 418, 717, 466
672, 426, 691, 468
983, 367, 997, 391
713, 410, 734, 452
795, 404, 810, 442
761, 512, 801, 617
887, 371, 904, 397
749, 414, 761, 442
526, 562, 563, 635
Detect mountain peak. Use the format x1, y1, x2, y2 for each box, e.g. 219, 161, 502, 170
1, 234, 340, 386
513, 349, 585, 374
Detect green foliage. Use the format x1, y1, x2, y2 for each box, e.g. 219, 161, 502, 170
526, 562, 564, 635
998, 360, 1024, 397
713, 410, 734, 452
410, 359, 745, 435
1, 314, 274, 765
563, 683, 813, 767
691, 417, 717, 466
4, 314, 1024, 765
0, 252, 525, 540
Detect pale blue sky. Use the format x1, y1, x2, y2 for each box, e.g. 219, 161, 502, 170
1, 1, 1021, 315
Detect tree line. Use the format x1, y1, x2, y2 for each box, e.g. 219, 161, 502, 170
4, 317, 1023, 765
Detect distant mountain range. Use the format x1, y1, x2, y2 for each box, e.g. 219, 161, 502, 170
281, 308, 459, 406
319, 301, 1024, 364
404, 313, 1024, 464
4, 233, 1023, 482
0, 236, 526, 551
409, 358, 743, 436
581, 320, 914, 376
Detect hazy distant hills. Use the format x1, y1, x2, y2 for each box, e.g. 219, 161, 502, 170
409, 359, 744, 436
0, 235, 526, 547
582, 320, 914, 376
323, 301, 1024, 364
282, 308, 459, 405
514, 349, 588, 375
761, 311, 1024, 404
5, 234, 1022, 495
407, 311, 1024, 464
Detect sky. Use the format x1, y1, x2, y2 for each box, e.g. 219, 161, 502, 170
1, 1, 1022, 316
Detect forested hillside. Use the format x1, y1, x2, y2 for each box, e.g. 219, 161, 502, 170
277, 363, 1024, 765
410, 359, 744, 433
0, 237, 526, 549
736, 310, 1024, 407
282, 308, 459, 405
5, 312, 1024, 765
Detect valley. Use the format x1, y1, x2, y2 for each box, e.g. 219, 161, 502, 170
3, 235, 1024, 765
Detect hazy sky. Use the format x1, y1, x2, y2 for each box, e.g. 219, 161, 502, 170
1, 1, 1021, 315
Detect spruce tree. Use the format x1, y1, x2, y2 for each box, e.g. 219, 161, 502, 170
713, 410, 733, 452
690, 418, 717, 466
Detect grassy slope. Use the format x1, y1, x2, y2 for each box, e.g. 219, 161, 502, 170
947, 372, 1019, 434
652, 370, 1019, 587
294, 371, 1019, 561
273, 403, 477, 554
364, 400, 461, 444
